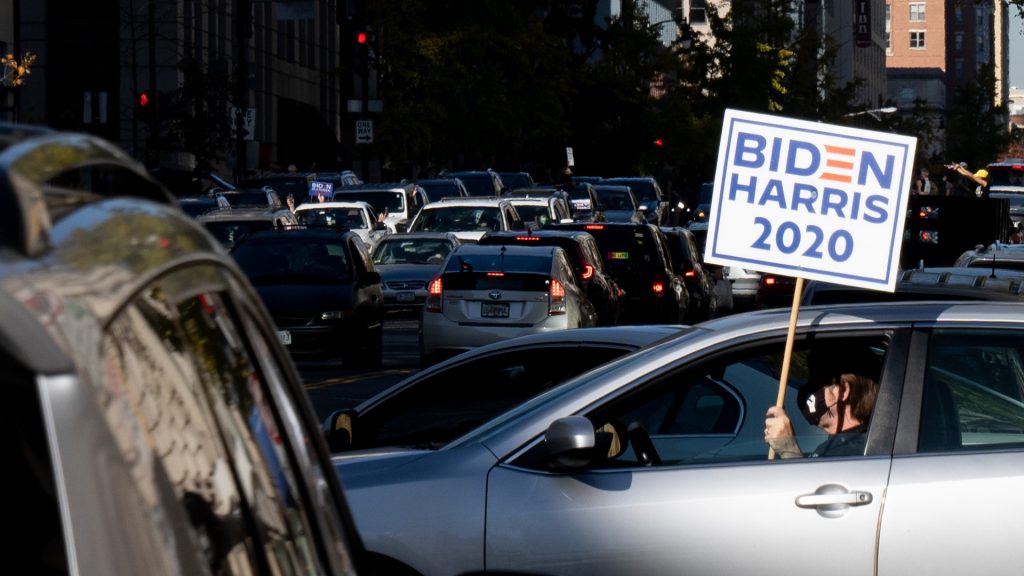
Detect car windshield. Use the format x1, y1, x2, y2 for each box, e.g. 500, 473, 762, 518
596, 189, 633, 210
232, 239, 351, 282
449, 330, 698, 448
296, 207, 369, 229
453, 174, 496, 196
372, 238, 453, 265
203, 220, 276, 249
412, 206, 502, 232
334, 191, 406, 214
512, 204, 549, 223
220, 191, 274, 208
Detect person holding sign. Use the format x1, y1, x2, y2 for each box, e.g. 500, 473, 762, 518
764, 345, 881, 459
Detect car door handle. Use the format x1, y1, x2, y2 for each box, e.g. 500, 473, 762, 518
796, 490, 872, 508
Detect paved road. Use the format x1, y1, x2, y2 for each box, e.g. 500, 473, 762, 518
301, 316, 420, 421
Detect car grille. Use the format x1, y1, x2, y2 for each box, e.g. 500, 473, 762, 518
386, 280, 426, 290
271, 310, 318, 326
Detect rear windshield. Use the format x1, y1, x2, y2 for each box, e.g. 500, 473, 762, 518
442, 271, 551, 291
237, 179, 308, 198
584, 227, 663, 271
987, 167, 1024, 188
611, 180, 657, 202
412, 206, 502, 232
203, 220, 276, 248
595, 189, 633, 210
296, 207, 369, 229
232, 238, 351, 282
443, 252, 551, 274
478, 236, 584, 272
454, 174, 497, 196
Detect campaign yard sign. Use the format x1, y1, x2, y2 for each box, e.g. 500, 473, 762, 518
705, 109, 917, 292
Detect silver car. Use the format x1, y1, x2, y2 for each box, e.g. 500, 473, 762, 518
419, 243, 599, 365
1, 123, 366, 575
370, 232, 462, 311
337, 301, 1024, 576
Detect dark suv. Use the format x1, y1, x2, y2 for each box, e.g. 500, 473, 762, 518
231, 228, 385, 366
548, 222, 688, 324
660, 226, 718, 322
478, 229, 624, 326
0, 123, 367, 574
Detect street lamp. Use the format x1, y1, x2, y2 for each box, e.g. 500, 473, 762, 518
844, 106, 898, 121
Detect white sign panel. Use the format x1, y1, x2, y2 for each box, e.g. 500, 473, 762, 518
705, 109, 917, 292
566, 146, 575, 167
356, 119, 374, 144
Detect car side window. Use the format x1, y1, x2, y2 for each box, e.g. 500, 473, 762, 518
579, 336, 890, 469
919, 329, 1024, 452
100, 266, 332, 574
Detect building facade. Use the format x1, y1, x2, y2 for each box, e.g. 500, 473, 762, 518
11, 0, 351, 179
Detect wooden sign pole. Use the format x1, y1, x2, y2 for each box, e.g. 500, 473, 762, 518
768, 276, 805, 460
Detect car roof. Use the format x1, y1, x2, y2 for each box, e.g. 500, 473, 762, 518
197, 206, 293, 221
377, 231, 461, 242
233, 227, 358, 243
295, 200, 373, 211
424, 196, 509, 207
803, 268, 1024, 304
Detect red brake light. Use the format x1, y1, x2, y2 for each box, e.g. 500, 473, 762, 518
550, 278, 565, 298
514, 236, 540, 241
584, 224, 605, 230
426, 277, 443, 312
684, 269, 696, 278
765, 277, 777, 286
486, 271, 505, 277
549, 278, 566, 315
581, 264, 595, 280
652, 280, 665, 295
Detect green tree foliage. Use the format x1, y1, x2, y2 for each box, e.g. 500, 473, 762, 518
945, 63, 1010, 169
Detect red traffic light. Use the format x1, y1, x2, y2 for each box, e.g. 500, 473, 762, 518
356, 31, 368, 44
653, 138, 664, 147
138, 91, 150, 107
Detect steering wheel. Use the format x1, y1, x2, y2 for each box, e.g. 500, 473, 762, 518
627, 422, 662, 466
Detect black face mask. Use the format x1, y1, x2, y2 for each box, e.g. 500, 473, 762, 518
799, 387, 830, 426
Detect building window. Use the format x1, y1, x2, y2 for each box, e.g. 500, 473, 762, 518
689, 0, 707, 24
955, 32, 963, 52
910, 30, 926, 49
955, 6, 963, 23
955, 59, 963, 81
909, 3, 925, 21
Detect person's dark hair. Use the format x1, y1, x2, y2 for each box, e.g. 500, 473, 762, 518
839, 372, 878, 422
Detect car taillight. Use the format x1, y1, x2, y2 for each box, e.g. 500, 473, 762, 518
764, 276, 777, 286
514, 236, 540, 241
549, 278, 567, 315
652, 280, 665, 296
487, 271, 505, 277
582, 264, 594, 280
684, 269, 696, 278
425, 277, 443, 312
584, 224, 605, 230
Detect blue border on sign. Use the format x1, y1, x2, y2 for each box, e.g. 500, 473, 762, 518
710, 116, 912, 287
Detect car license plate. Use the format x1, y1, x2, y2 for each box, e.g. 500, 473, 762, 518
481, 302, 509, 318
276, 330, 292, 346
397, 291, 416, 302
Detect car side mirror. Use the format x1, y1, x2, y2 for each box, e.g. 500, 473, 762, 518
373, 221, 387, 231
541, 416, 597, 471
362, 270, 382, 286
322, 409, 358, 452
395, 222, 408, 233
